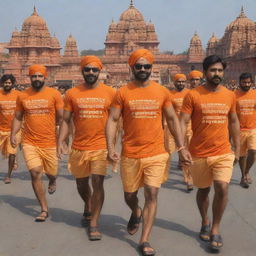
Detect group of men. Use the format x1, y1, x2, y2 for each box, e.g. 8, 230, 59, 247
0, 48, 256, 256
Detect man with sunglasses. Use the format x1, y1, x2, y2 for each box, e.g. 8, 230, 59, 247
106, 49, 192, 256
58, 56, 115, 241
11, 64, 64, 222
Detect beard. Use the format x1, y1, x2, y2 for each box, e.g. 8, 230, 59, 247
31, 80, 45, 90
240, 85, 250, 92
175, 84, 185, 92
83, 74, 99, 85
207, 75, 222, 87
134, 71, 151, 82
3, 86, 13, 92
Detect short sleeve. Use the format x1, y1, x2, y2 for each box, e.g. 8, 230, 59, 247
64, 90, 73, 112
111, 89, 123, 109
54, 91, 64, 110
162, 88, 172, 109
181, 92, 194, 114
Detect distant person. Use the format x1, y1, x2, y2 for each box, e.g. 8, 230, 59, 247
235, 72, 256, 188
180, 55, 240, 251
188, 70, 203, 89
0, 74, 21, 184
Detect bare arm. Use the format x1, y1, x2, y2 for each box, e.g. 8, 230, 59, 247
56, 108, 64, 126
10, 111, 23, 148
57, 110, 72, 158
229, 112, 240, 162
106, 107, 121, 161
179, 112, 192, 143
164, 106, 192, 165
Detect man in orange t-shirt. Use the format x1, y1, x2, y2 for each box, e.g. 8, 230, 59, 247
165, 73, 194, 191
188, 70, 203, 89
11, 64, 63, 222
180, 55, 240, 251
0, 74, 21, 184
58, 56, 115, 241
235, 72, 256, 188
106, 49, 192, 255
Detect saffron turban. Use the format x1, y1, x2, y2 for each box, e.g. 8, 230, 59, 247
189, 70, 203, 79
29, 64, 47, 78
173, 73, 187, 82
128, 49, 154, 67
80, 56, 103, 70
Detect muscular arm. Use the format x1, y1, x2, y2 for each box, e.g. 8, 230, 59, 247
56, 109, 64, 126
106, 107, 121, 161
10, 111, 24, 147
229, 112, 240, 161
163, 105, 184, 148
58, 110, 72, 145
179, 112, 192, 143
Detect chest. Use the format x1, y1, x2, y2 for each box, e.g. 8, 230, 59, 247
22, 96, 55, 112
0, 98, 16, 111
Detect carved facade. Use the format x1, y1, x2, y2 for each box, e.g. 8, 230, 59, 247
1, 2, 255, 87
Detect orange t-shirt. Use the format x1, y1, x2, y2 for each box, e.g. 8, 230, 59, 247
112, 81, 172, 158
181, 85, 236, 157
64, 83, 116, 150
170, 88, 189, 115
235, 89, 256, 130
0, 89, 21, 132
16, 86, 63, 148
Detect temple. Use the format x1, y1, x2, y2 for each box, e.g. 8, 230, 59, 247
0, 2, 255, 87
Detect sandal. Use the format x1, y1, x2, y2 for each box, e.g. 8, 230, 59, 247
240, 178, 249, 189
199, 224, 211, 241
209, 234, 223, 250
48, 179, 56, 194
81, 212, 91, 226
138, 242, 155, 256
4, 177, 11, 184
88, 226, 102, 241
35, 210, 49, 222
127, 207, 142, 235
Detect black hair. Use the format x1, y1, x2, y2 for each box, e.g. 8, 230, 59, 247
203, 55, 227, 71
0, 74, 16, 84
239, 72, 253, 82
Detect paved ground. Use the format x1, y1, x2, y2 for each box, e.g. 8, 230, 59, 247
0, 151, 256, 256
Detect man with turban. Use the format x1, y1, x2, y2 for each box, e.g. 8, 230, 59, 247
58, 56, 115, 241
0, 74, 21, 184
189, 70, 203, 89
165, 73, 194, 192
106, 49, 192, 255
11, 64, 64, 222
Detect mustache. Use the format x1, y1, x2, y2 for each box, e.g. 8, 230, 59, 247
212, 75, 221, 80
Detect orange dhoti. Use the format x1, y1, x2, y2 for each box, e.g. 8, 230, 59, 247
22, 144, 58, 176
0, 130, 21, 158
240, 129, 256, 157
190, 153, 235, 188
68, 149, 108, 179
121, 153, 169, 193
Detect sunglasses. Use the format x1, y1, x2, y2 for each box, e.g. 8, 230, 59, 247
134, 64, 152, 70
83, 67, 100, 73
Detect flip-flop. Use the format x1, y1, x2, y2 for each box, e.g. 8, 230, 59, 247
199, 224, 211, 241
4, 177, 11, 184
48, 180, 56, 194
35, 211, 49, 222
81, 212, 92, 226
209, 234, 223, 251
127, 207, 142, 235
88, 226, 102, 241
138, 242, 155, 256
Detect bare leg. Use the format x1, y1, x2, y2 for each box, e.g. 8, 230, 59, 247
30, 167, 48, 218
46, 174, 57, 194
139, 185, 159, 254
196, 187, 211, 226
245, 150, 256, 181
76, 177, 92, 214
4, 154, 16, 183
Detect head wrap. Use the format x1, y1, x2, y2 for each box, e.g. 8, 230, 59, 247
80, 56, 103, 70
173, 73, 187, 82
29, 64, 47, 78
189, 70, 203, 79
128, 49, 154, 67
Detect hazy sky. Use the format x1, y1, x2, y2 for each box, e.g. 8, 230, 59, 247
0, 0, 255, 54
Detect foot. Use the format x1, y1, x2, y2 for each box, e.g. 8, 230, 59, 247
199, 224, 211, 241
4, 177, 11, 184
88, 226, 102, 241
246, 174, 252, 184
187, 183, 193, 192
48, 178, 56, 194
81, 212, 92, 226
240, 178, 249, 189
127, 207, 142, 235
209, 234, 223, 251
35, 211, 48, 222
138, 242, 155, 256
13, 162, 18, 170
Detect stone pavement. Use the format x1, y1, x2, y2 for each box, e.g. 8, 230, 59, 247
0, 152, 255, 256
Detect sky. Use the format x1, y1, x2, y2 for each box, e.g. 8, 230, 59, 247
0, 0, 255, 54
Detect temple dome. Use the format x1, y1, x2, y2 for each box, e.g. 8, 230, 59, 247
208, 33, 218, 44
23, 6, 46, 27
120, 1, 144, 22
190, 32, 202, 44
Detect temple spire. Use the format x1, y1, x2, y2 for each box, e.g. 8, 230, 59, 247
239, 6, 246, 18
130, 0, 134, 8
32, 5, 38, 16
